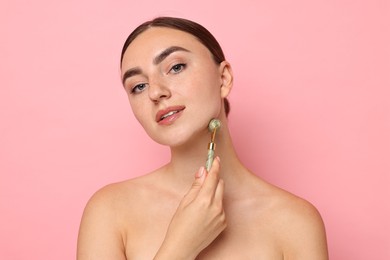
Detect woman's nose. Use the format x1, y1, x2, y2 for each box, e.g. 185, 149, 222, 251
148, 81, 171, 103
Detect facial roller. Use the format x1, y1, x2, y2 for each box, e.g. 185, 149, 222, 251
205, 119, 221, 171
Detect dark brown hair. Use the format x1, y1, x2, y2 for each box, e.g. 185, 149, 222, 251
120, 16, 230, 116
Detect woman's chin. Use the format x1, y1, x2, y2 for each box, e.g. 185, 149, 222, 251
153, 137, 192, 148
151, 130, 208, 149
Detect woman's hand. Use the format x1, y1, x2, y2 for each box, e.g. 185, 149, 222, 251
154, 157, 226, 260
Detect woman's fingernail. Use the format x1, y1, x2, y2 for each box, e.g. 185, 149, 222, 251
196, 167, 205, 178
216, 156, 220, 162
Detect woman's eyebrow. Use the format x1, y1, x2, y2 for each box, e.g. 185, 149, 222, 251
122, 67, 142, 86
122, 46, 190, 86
153, 46, 190, 65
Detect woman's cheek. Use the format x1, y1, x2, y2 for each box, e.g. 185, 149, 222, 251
129, 100, 147, 125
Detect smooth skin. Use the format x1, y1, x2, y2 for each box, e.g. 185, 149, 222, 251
77, 27, 328, 259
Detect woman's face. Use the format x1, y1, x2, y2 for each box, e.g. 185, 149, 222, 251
121, 27, 231, 147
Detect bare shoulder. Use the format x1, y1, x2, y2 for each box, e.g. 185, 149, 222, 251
255, 179, 329, 259
77, 171, 165, 260
77, 181, 128, 259
80, 170, 168, 225
85, 165, 171, 207
81, 176, 148, 217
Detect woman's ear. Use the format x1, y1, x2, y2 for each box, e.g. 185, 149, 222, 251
219, 61, 233, 98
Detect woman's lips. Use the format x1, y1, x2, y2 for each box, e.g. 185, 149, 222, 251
156, 106, 185, 125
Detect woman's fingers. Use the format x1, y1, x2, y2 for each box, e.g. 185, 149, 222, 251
200, 156, 221, 197
214, 178, 225, 205
161, 158, 226, 258
182, 166, 207, 204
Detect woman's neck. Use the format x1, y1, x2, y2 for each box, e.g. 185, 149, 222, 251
165, 121, 246, 191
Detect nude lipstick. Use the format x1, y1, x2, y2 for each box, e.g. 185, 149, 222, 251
156, 106, 185, 125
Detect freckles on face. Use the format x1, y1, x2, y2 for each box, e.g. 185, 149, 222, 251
122, 28, 220, 82
120, 27, 223, 144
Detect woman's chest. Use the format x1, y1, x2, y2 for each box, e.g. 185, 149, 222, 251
124, 215, 283, 260
120, 188, 284, 259
195, 225, 283, 260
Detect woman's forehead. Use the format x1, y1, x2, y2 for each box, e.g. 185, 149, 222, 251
121, 27, 210, 66
125, 27, 202, 54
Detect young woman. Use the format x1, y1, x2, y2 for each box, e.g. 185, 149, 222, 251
77, 17, 328, 259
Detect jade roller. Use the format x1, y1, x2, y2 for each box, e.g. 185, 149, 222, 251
205, 118, 221, 171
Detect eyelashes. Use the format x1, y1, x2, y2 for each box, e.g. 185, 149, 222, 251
170, 63, 186, 74
129, 63, 187, 94
131, 83, 148, 94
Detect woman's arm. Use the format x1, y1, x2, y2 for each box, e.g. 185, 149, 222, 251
154, 157, 226, 260
281, 198, 329, 260
77, 188, 127, 260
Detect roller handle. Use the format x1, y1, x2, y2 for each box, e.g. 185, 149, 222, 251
205, 144, 215, 172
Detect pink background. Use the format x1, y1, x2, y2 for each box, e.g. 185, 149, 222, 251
1, 0, 389, 259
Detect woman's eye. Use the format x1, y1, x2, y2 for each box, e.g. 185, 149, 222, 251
131, 83, 148, 94
170, 63, 186, 74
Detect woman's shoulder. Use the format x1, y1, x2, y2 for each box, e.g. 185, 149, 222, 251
262, 180, 322, 219
85, 169, 166, 210
247, 175, 328, 258
77, 170, 171, 258
248, 175, 325, 230
79, 170, 168, 236
242, 173, 320, 214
